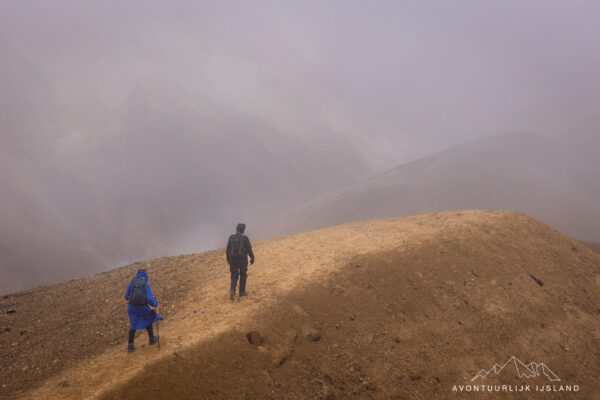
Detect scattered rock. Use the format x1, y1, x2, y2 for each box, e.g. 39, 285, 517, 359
293, 305, 308, 316
471, 269, 479, 278
529, 274, 544, 286
22, 366, 28, 372
395, 337, 401, 344
274, 331, 297, 367
457, 321, 463, 325
246, 331, 264, 345
349, 314, 356, 321
1, 327, 10, 333
540, 323, 545, 328
274, 347, 294, 367
19, 330, 27, 336
335, 324, 341, 329
6, 309, 16, 314
302, 327, 322, 342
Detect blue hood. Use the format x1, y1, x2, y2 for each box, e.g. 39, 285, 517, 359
136, 270, 148, 281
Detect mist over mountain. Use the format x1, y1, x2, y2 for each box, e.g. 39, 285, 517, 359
2, 1, 600, 293
0, 78, 373, 293
262, 133, 600, 241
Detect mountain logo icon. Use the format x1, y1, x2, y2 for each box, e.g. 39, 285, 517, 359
471, 356, 560, 382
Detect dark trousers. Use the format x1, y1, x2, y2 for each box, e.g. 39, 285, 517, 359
128, 324, 154, 344
229, 258, 248, 294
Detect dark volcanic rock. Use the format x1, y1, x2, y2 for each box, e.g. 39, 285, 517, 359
246, 331, 264, 345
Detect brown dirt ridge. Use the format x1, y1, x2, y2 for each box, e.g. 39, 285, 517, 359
2, 210, 600, 399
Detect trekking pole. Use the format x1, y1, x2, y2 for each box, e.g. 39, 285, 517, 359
156, 305, 160, 350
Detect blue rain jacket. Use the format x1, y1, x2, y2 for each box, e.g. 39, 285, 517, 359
124, 270, 164, 330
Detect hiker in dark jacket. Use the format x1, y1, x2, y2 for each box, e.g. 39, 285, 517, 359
124, 269, 163, 352
226, 223, 255, 300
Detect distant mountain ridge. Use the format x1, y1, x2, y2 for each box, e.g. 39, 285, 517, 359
261, 133, 600, 241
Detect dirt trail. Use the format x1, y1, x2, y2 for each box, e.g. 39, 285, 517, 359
4, 210, 600, 399
17, 211, 450, 399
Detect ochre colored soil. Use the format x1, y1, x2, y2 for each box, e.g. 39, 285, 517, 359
2, 211, 599, 399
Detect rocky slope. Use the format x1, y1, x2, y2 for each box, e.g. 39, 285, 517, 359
1, 210, 599, 399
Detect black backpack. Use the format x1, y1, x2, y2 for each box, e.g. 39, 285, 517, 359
230, 233, 246, 258
128, 276, 147, 305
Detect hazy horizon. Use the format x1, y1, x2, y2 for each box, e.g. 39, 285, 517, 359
2, 1, 600, 293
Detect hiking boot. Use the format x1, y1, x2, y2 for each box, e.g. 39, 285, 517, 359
229, 291, 235, 301
239, 292, 247, 297
149, 335, 159, 345
128, 343, 135, 353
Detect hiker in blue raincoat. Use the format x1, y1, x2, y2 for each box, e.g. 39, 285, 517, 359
124, 269, 163, 352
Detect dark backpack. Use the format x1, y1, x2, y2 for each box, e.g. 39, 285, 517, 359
230, 234, 246, 258
128, 276, 147, 305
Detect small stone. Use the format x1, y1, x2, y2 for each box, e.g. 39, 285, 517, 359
529, 274, 544, 287
6, 309, 16, 314
246, 331, 264, 345
335, 324, 341, 329
349, 315, 356, 321
22, 366, 28, 372
395, 337, 401, 343
560, 344, 569, 352
20, 330, 28, 336
302, 327, 321, 342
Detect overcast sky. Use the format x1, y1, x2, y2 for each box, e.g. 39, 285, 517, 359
1, 0, 599, 293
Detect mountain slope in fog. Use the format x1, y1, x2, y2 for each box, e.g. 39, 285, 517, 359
3, 211, 599, 399
0, 76, 371, 294
262, 133, 600, 241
